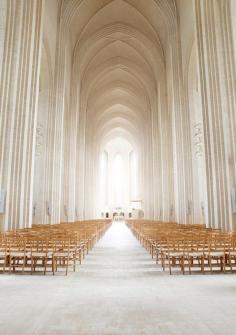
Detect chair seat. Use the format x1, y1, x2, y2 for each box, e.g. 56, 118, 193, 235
168, 252, 183, 257
31, 252, 52, 257
10, 252, 27, 257
188, 252, 204, 257
227, 251, 236, 256
53, 252, 74, 257
0, 252, 7, 256
208, 252, 225, 257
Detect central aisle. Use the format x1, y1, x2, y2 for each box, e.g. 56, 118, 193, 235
0, 222, 236, 335
97, 220, 139, 247
78, 221, 158, 278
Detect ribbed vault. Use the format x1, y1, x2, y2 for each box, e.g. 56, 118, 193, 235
59, 0, 176, 217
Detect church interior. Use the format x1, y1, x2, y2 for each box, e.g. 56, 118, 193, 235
0, 0, 236, 334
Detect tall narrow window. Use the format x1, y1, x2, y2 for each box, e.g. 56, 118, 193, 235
113, 153, 124, 207
99, 150, 108, 209
130, 151, 138, 200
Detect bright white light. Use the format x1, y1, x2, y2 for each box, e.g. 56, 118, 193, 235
130, 151, 138, 199
99, 151, 108, 209
97, 137, 139, 215
113, 153, 124, 206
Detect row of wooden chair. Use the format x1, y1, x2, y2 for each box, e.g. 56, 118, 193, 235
0, 220, 111, 275
127, 220, 236, 274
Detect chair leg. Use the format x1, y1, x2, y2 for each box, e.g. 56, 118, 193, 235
3, 257, 6, 273
181, 258, 185, 275
52, 257, 55, 275
229, 257, 232, 272
201, 257, 204, 273
22, 256, 25, 274
31, 256, 33, 275
209, 256, 213, 274
168, 257, 171, 275
44, 257, 47, 275
156, 251, 159, 264
188, 257, 191, 275
223, 255, 226, 273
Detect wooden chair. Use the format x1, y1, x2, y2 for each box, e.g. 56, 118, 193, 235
8, 240, 28, 273
127, 219, 234, 275
0, 219, 111, 276
29, 239, 53, 275
161, 239, 185, 274
52, 240, 76, 276
207, 240, 227, 273
185, 239, 207, 274
226, 239, 236, 272
0, 243, 8, 273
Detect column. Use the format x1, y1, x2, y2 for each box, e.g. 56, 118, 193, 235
0, 0, 44, 230
194, 0, 236, 229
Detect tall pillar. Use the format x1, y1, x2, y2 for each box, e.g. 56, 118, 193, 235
0, 0, 44, 231
151, 90, 161, 219
194, 0, 236, 229
76, 93, 87, 219
157, 82, 175, 221
167, 29, 194, 224
66, 87, 79, 222
43, 22, 70, 224
0, 0, 7, 80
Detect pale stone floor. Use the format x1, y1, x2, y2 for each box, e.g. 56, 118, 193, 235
0, 222, 236, 335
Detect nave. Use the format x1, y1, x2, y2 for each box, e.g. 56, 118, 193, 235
0, 222, 235, 335
0, 1, 236, 334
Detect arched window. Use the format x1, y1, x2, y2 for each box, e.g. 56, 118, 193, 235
99, 150, 108, 209
129, 151, 138, 200
113, 153, 124, 207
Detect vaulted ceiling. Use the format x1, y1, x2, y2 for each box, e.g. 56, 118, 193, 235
61, 0, 177, 155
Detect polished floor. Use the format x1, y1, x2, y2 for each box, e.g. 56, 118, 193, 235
0, 222, 236, 335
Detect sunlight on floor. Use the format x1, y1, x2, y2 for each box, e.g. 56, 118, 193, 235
96, 221, 140, 248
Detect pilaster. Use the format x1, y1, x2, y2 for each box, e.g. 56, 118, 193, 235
0, 0, 44, 230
